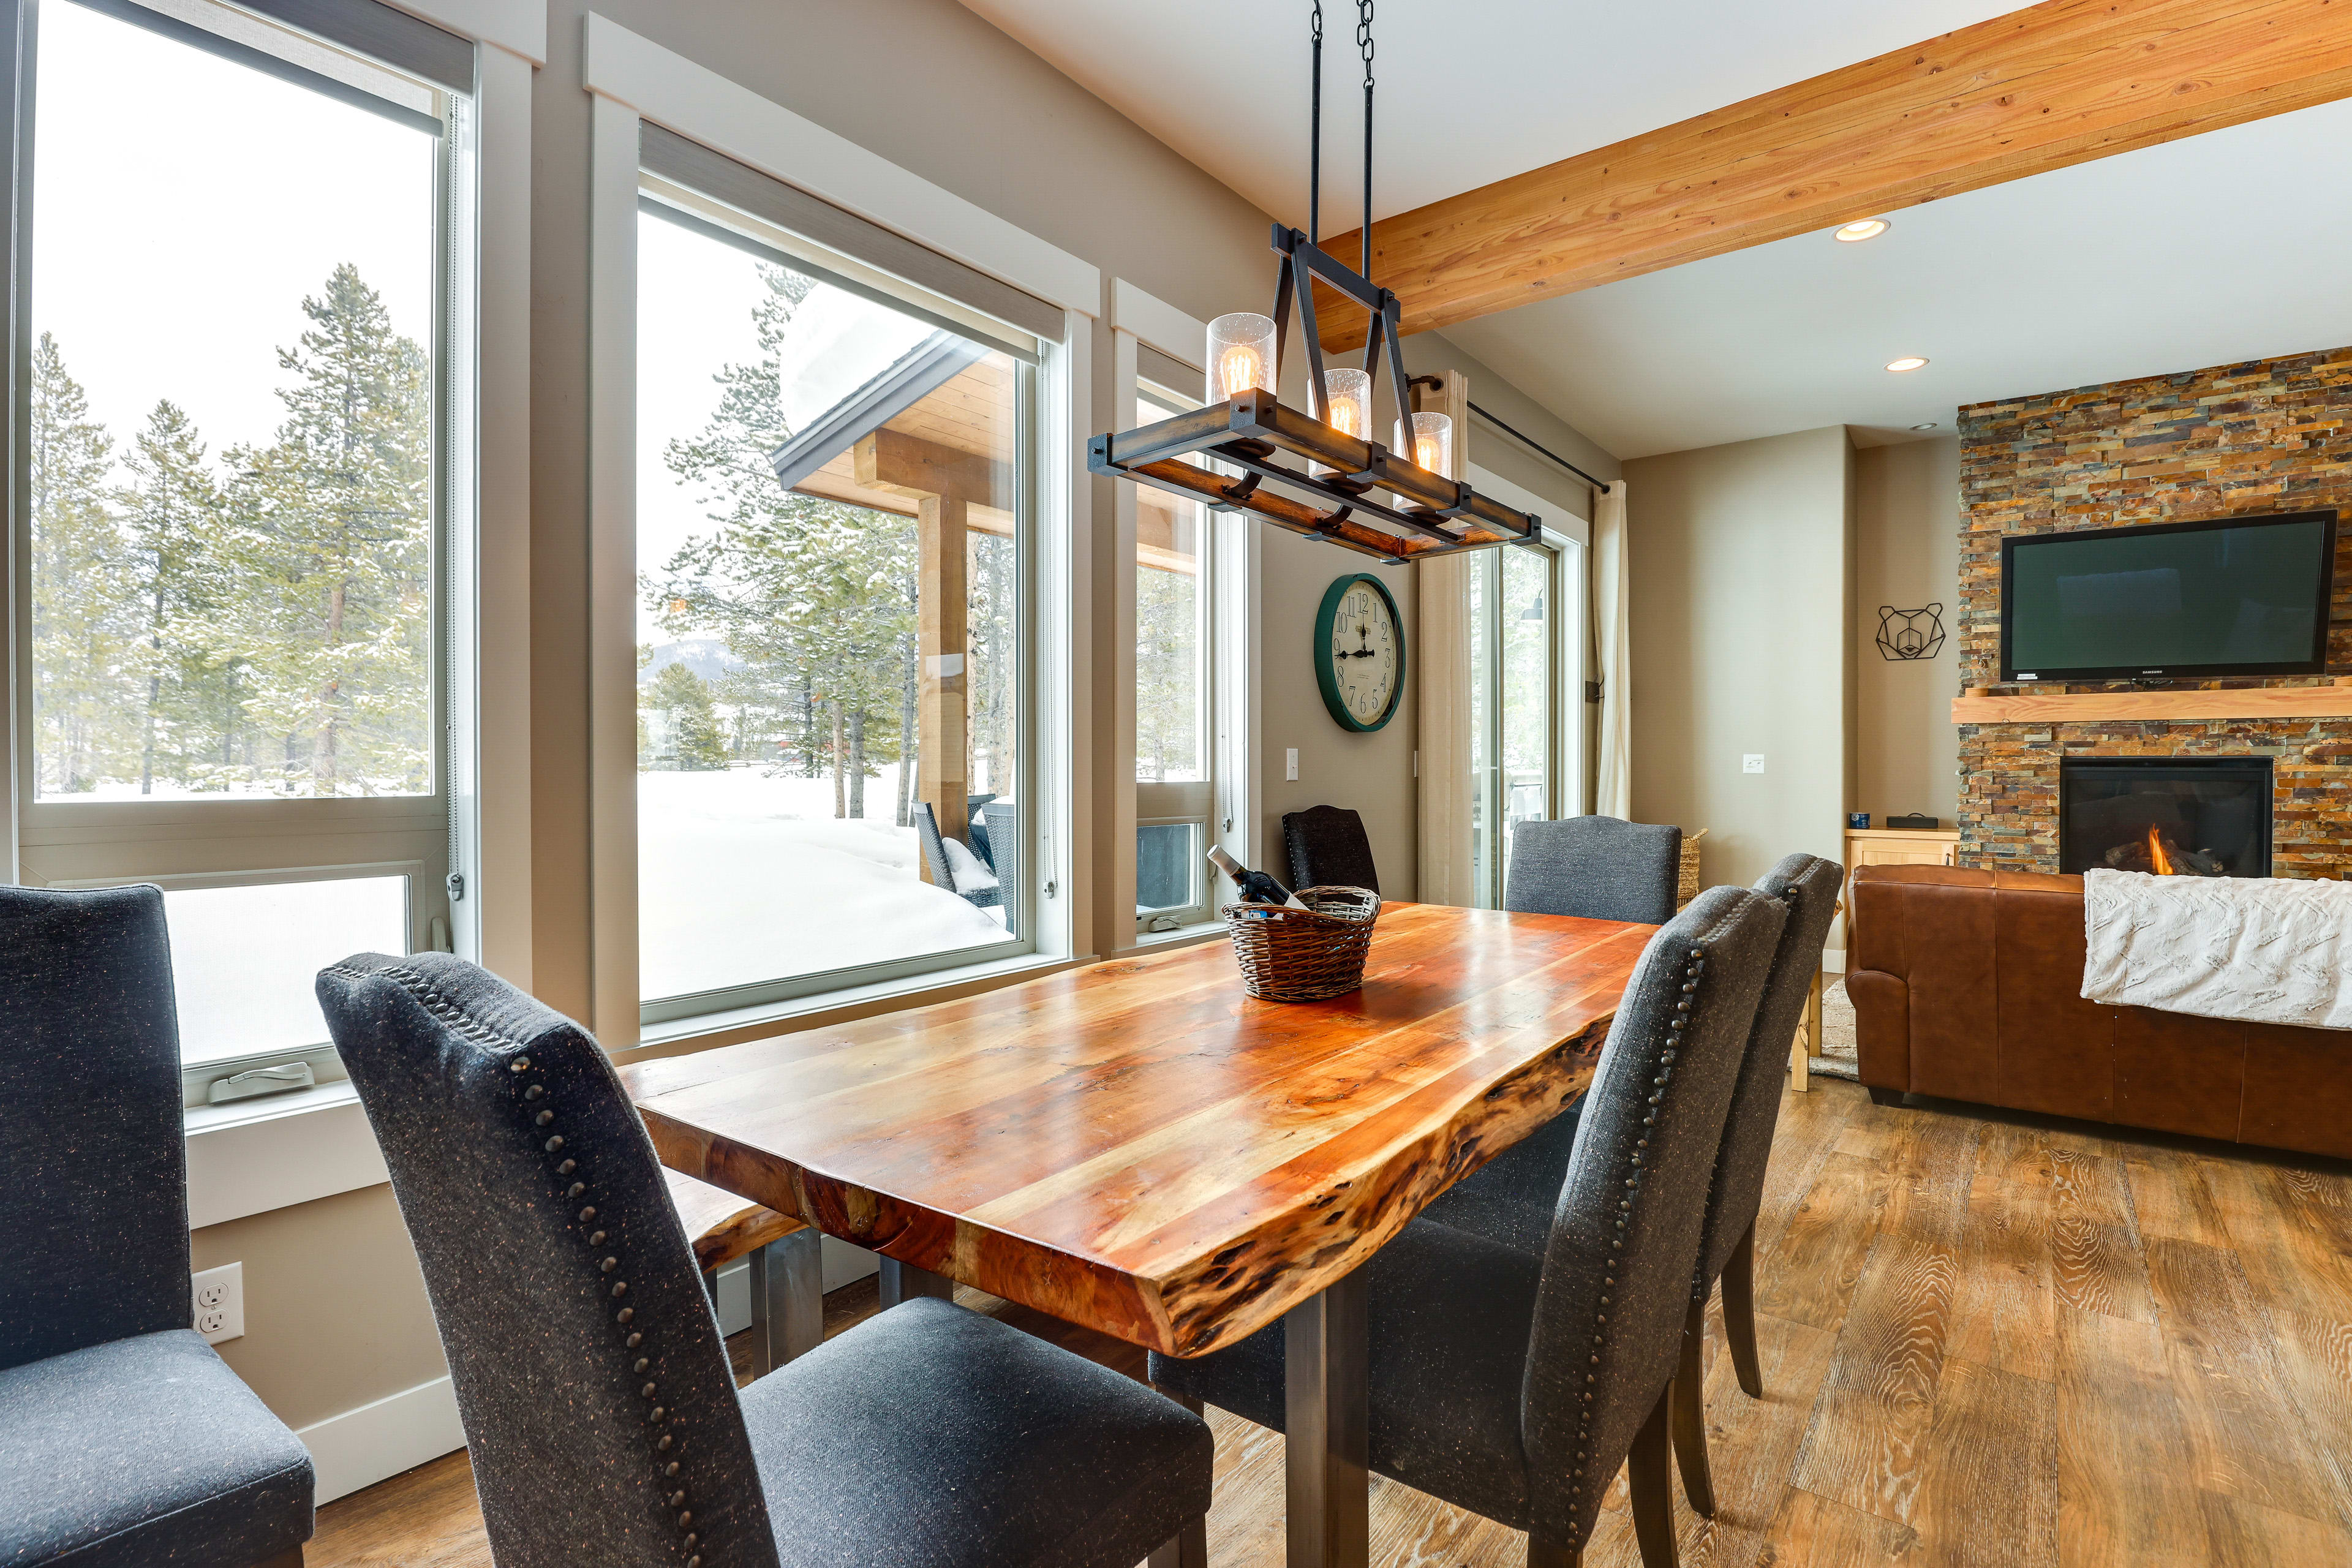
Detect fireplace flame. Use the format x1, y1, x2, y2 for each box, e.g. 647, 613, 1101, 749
2147, 824, 2174, 876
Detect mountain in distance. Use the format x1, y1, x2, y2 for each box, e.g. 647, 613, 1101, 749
639, 638, 744, 687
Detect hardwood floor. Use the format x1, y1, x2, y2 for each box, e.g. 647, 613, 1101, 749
309, 1078, 2352, 1567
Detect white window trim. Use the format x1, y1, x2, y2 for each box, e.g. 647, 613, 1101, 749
584, 22, 1094, 1047
1108, 280, 1257, 954
48, 0, 537, 1207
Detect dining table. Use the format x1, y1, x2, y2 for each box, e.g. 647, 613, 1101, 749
627, 900, 1655, 1568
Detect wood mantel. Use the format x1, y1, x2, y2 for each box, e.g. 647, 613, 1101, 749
1952, 682, 2352, 725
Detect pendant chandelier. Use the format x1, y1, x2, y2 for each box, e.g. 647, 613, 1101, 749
1088, 1, 1541, 563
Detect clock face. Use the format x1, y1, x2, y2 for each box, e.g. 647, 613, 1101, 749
1317, 575, 1404, 731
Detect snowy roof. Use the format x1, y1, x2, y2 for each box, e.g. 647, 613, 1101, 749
766, 287, 987, 490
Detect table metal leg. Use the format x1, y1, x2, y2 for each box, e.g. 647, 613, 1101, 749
1284, 1270, 1368, 1568
748, 1229, 824, 1375
877, 1257, 955, 1307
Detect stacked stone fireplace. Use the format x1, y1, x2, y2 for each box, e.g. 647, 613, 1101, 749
1956, 349, 2352, 880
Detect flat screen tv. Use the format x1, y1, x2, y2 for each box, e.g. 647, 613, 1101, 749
2000, 510, 2338, 682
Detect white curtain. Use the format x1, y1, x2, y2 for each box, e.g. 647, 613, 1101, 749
1592, 480, 1632, 818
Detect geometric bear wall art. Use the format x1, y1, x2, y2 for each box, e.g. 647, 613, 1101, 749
1876, 603, 1947, 661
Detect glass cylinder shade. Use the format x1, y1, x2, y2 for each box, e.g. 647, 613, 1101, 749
1205, 313, 1276, 404
1399, 411, 1453, 477
1313, 368, 1374, 477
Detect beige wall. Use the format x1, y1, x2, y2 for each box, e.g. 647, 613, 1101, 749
1853, 438, 1961, 824
191, 1186, 445, 1431
1258, 536, 1419, 895
1624, 426, 1853, 899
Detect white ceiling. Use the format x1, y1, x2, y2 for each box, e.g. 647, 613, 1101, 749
962, 2, 2352, 461
1443, 97, 2352, 458
955, 1, 2022, 227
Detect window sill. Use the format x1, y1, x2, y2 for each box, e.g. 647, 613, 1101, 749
185, 1079, 388, 1230
1125, 920, 1227, 956
619, 949, 1089, 1061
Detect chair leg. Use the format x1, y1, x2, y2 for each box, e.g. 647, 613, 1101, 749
1671, 1300, 1716, 1517
1147, 1513, 1209, 1567
748, 1229, 824, 1376
1720, 1223, 1764, 1400
1627, 1379, 1680, 1568
1527, 1537, 1581, 1567
1866, 1085, 1904, 1108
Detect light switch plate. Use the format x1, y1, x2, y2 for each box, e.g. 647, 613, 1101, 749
1743, 755, 1766, 774
1285, 748, 1299, 782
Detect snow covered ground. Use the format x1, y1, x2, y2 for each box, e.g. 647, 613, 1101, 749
638, 765, 1008, 1001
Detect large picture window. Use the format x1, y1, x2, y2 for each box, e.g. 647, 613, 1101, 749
633, 186, 1034, 1021
11, 0, 469, 1095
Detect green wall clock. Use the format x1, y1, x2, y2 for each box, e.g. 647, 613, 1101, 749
1314, 572, 1406, 733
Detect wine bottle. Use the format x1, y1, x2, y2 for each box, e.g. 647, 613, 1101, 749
1207, 846, 1308, 909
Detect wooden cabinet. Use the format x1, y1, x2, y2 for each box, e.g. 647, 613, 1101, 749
1845, 826, 1959, 878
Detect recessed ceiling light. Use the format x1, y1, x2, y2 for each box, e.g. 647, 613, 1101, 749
1834, 218, 1890, 243
1910, 421, 1939, 431
1886, 356, 1929, 373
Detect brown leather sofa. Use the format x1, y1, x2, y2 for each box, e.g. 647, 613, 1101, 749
1847, 864, 2352, 1159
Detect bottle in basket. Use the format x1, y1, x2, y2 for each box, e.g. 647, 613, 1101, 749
1206, 846, 1307, 910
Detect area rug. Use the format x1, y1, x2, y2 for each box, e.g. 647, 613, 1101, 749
1811, 977, 1860, 1081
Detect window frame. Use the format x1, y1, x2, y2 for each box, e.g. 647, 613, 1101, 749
589, 83, 1085, 1048
2, 0, 481, 1103
1132, 376, 1216, 933
1466, 523, 1586, 909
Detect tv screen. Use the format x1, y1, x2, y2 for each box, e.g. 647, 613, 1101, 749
2002, 511, 2337, 681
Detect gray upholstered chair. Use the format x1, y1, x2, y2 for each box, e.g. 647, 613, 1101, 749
1150, 885, 1787, 1567
1421, 854, 1844, 1520
1665, 853, 1842, 1515
0, 885, 314, 1568
320, 951, 1208, 1568
1505, 816, 1683, 925
1281, 803, 1379, 895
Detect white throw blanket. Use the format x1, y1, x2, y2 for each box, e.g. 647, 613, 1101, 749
2081, 868, 2352, 1030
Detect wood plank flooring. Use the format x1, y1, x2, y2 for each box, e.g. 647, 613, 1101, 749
309, 1078, 2352, 1567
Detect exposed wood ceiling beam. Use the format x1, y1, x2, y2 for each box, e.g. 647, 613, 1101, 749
1315, 0, 2352, 348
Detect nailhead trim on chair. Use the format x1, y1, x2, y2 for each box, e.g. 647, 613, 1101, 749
327, 962, 712, 1566
1565, 943, 1706, 1503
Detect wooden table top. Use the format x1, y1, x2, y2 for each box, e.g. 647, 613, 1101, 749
630, 902, 1653, 1357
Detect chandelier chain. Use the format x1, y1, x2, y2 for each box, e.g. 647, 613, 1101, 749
1309, 1, 1323, 243
1357, 0, 1374, 279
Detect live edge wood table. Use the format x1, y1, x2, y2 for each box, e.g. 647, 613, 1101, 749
630, 902, 1653, 1568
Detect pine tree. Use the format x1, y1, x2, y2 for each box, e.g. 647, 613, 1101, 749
28, 333, 132, 794
118, 401, 230, 793
220, 263, 431, 795
644, 662, 729, 771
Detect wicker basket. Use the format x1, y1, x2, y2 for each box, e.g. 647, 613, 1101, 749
1676, 828, 1708, 910
1221, 886, 1381, 1002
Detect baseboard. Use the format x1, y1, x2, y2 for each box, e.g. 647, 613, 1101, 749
296, 1374, 466, 1506
302, 1241, 884, 1506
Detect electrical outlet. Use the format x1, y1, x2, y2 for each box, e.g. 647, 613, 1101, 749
1743, 754, 1766, 774
192, 1262, 244, 1345
1285, 748, 1299, 782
